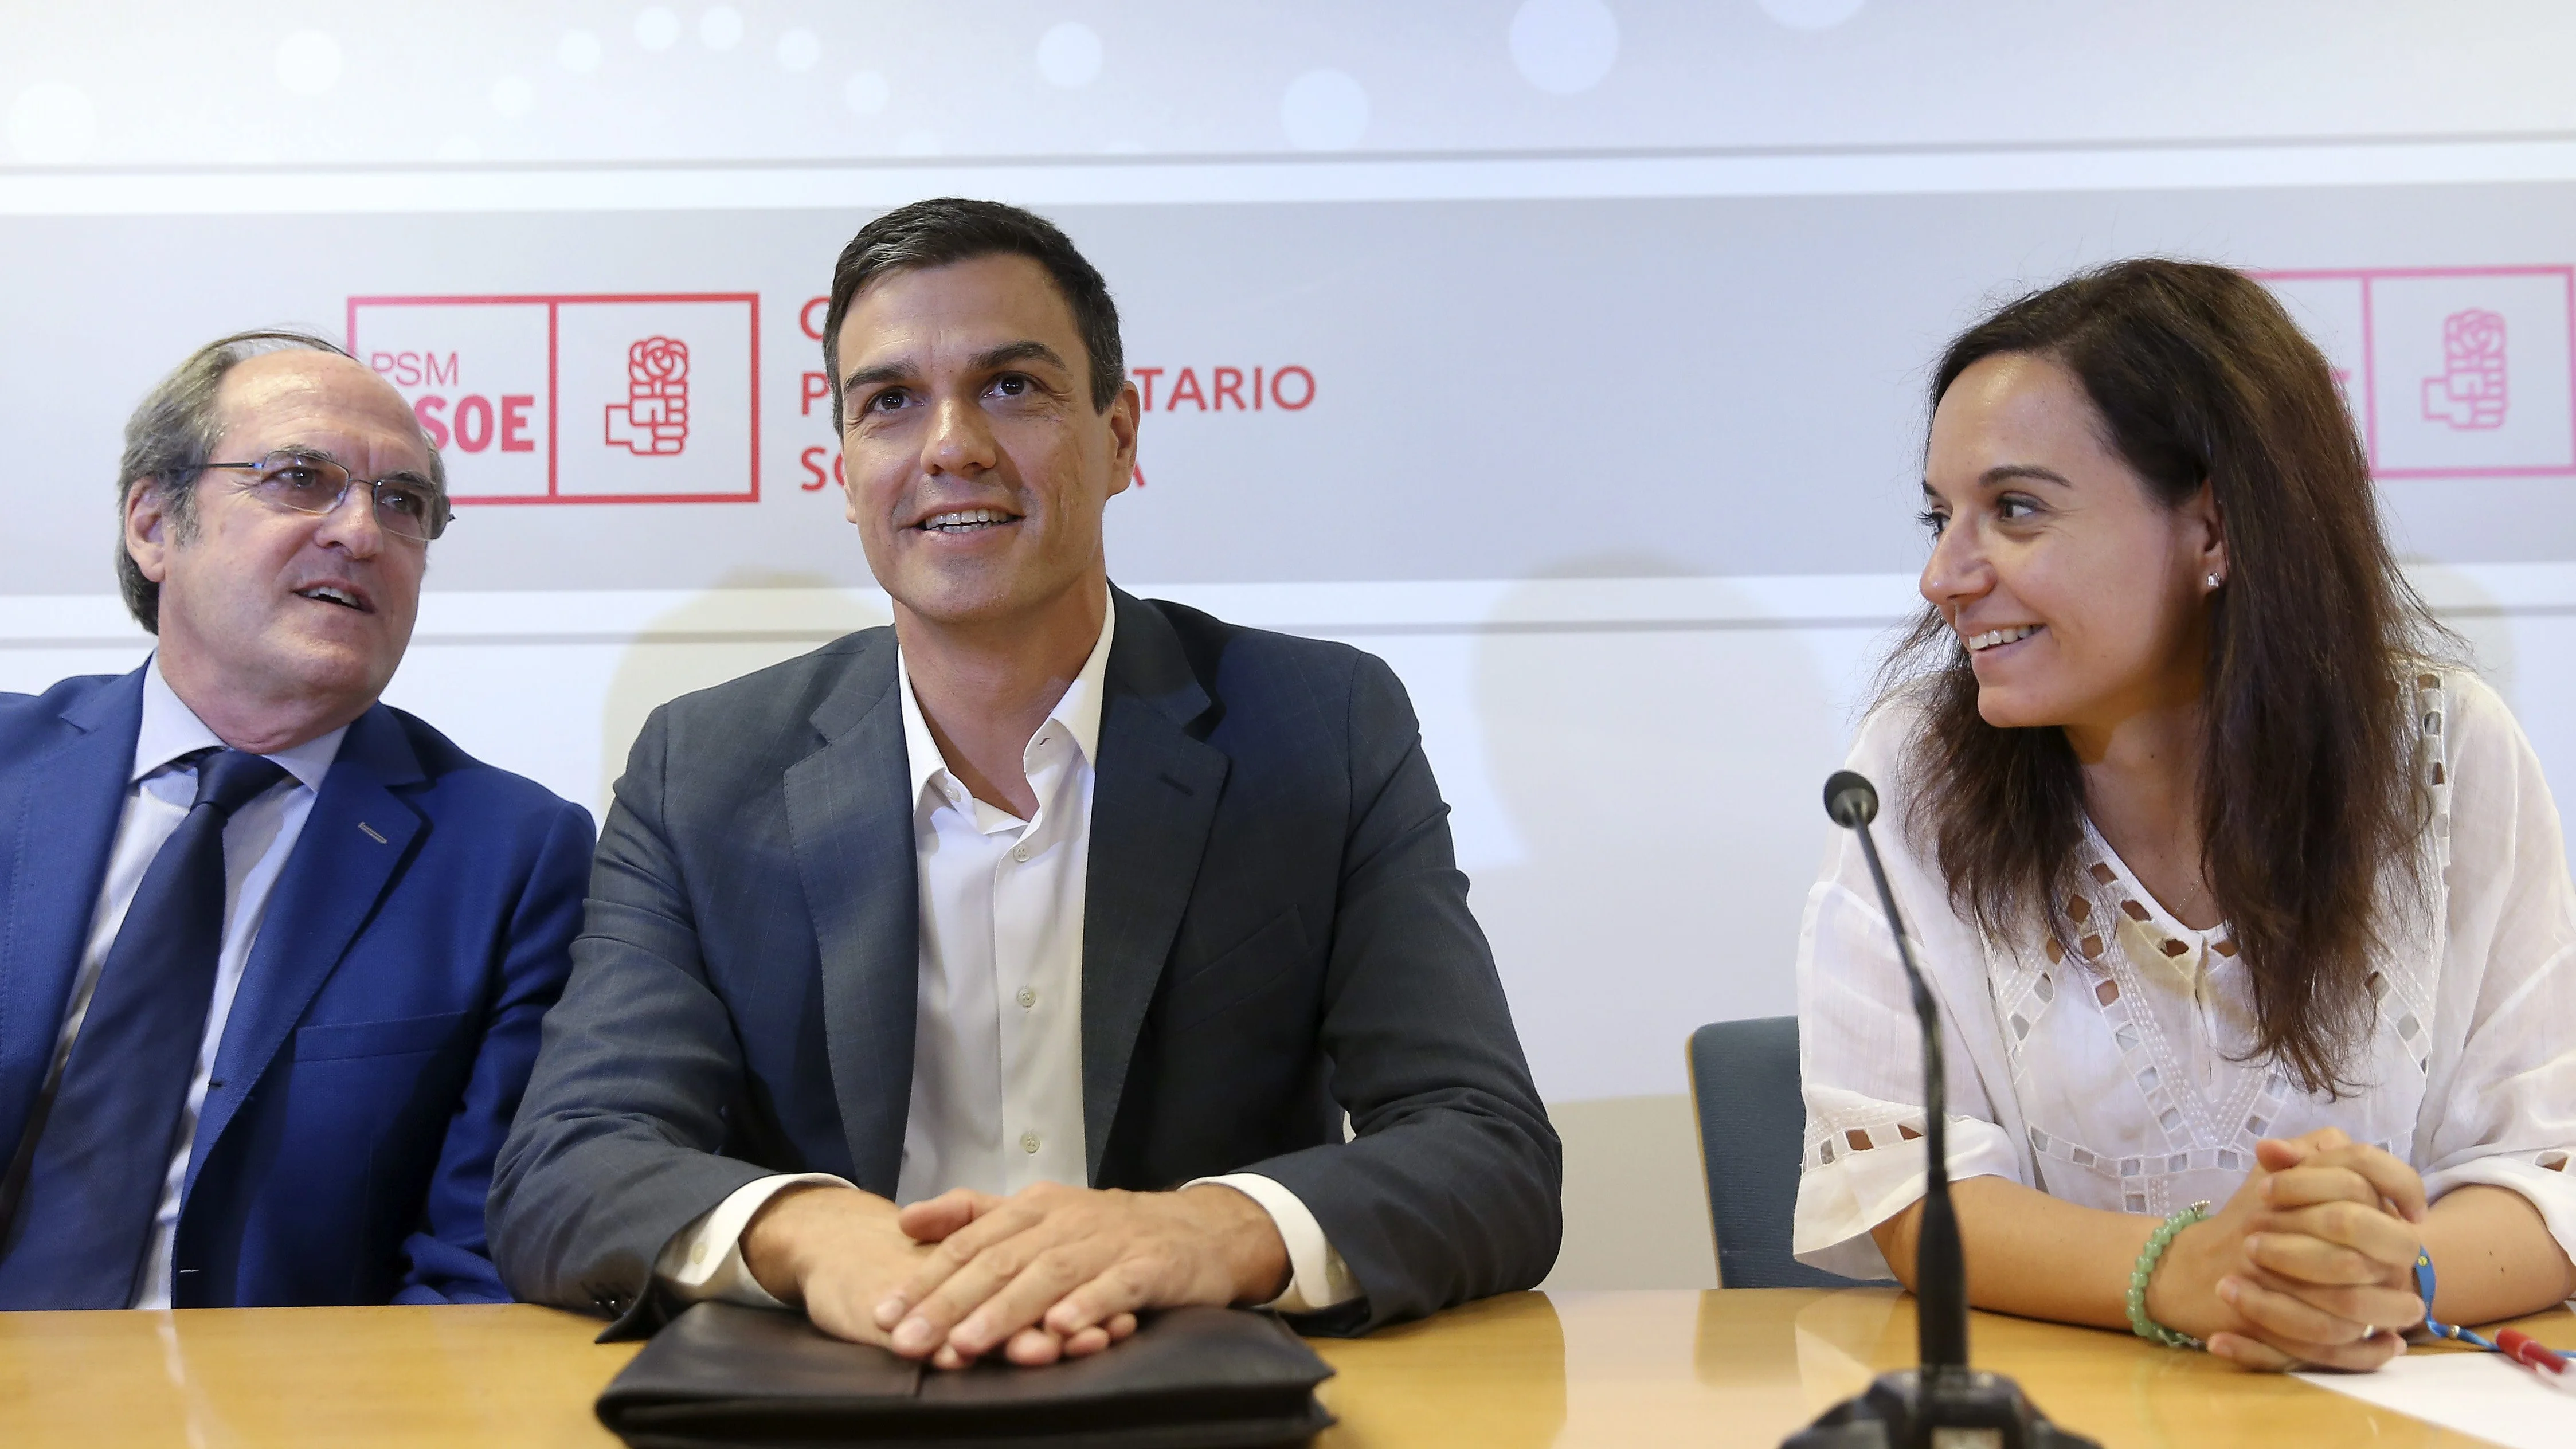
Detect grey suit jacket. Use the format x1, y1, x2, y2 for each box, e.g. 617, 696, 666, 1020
489, 589, 1560, 1336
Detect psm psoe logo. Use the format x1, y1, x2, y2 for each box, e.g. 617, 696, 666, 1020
2422, 308, 2508, 430
347, 292, 757, 503
606, 336, 690, 455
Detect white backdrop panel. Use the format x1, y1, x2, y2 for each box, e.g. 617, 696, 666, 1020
11, 2, 2576, 1290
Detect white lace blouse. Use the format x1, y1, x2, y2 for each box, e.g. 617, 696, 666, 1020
1792, 668, 2576, 1281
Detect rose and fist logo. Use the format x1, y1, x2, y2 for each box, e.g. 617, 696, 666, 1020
605, 336, 690, 455
2422, 308, 2508, 431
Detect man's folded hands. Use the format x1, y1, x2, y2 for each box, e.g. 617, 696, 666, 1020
741, 1179, 1291, 1368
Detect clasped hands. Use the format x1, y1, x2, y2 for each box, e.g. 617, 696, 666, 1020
740, 1180, 1292, 1369
2147, 1127, 2428, 1372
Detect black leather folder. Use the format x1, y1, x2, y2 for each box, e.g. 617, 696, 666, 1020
595, 1301, 1337, 1448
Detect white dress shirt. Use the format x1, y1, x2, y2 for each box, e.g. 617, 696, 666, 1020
658, 601, 1359, 1314
1793, 668, 2576, 1281
38, 657, 344, 1309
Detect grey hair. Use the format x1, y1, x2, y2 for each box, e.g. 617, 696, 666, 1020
115, 328, 448, 633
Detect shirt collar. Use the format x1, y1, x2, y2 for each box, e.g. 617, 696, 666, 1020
136, 653, 348, 794
896, 592, 1118, 810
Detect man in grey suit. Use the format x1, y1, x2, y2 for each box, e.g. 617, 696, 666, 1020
491, 198, 1559, 1367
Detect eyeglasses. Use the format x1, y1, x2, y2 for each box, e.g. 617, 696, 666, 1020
197, 451, 453, 543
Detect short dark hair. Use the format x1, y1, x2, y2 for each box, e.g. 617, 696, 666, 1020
820, 198, 1125, 432
115, 328, 448, 633
1883, 258, 2452, 1096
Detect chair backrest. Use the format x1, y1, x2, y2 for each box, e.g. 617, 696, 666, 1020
1687, 1016, 1865, 1289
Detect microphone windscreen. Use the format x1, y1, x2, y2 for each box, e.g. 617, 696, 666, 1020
1824, 770, 1879, 828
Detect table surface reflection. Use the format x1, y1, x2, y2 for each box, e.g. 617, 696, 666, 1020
1, 1288, 2566, 1447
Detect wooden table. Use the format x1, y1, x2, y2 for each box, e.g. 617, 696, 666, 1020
2, 1289, 2566, 1446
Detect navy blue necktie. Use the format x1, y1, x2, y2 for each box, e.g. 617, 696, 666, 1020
0, 747, 287, 1307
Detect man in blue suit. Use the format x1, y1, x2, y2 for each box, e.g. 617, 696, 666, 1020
0, 330, 592, 1308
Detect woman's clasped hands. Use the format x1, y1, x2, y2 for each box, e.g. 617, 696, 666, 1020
2144, 1127, 2429, 1370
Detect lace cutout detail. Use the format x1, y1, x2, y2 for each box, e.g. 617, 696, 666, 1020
2025, 1120, 2403, 1216
1994, 832, 2288, 1207
1812, 1114, 1932, 1168
2374, 671, 2454, 1076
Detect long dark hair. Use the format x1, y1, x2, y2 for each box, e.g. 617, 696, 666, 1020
1884, 259, 2449, 1096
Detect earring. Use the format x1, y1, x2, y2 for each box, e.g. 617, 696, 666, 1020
2206, 573, 2221, 588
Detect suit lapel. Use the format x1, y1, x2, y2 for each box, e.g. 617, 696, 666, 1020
0, 671, 144, 1145
190, 704, 425, 1183
1080, 592, 1229, 1182
782, 632, 918, 1197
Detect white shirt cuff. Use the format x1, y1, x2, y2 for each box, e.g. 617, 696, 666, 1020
1792, 1107, 2023, 1280
1189, 1172, 1361, 1313
652, 1172, 856, 1309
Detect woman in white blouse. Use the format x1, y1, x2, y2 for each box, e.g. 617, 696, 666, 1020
1794, 258, 2576, 1372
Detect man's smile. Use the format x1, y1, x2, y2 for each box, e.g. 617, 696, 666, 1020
916, 507, 1021, 535
292, 579, 377, 613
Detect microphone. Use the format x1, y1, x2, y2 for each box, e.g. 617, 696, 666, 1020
1821, 771, 1965, 1370
1784, 771, 2096, 1449
1823, 769, 1877, 831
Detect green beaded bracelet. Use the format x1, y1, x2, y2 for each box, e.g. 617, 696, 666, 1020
2127, 1200, 2213, 1349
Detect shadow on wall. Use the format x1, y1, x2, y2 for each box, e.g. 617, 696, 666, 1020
593, 571, 891, 818
1468, 556, 1841, 1291
1544, 1095, 1721, 1291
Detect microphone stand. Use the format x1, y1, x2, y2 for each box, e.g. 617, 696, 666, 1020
1784, 771, 2097, 1449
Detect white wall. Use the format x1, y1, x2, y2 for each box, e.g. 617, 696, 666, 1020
10, 2, 2576, 1290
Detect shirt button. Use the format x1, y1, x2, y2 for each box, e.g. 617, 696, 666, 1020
688, 1243, 708, 1266
1012, 845, 1029, 862
1017, 986, 1037, 1009
1020, 1130, 1041, 1154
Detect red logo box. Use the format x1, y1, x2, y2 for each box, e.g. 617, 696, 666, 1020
2256, 267, 2576, 479
349, 292, 761, 504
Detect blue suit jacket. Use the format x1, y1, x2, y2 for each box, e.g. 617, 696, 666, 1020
0, 667, 592, 1306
